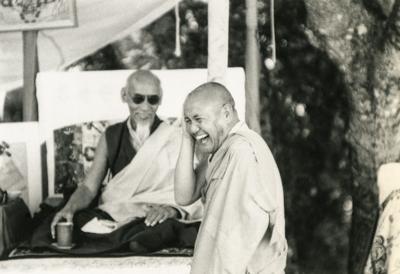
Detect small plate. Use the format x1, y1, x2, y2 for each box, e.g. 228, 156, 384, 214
51, 242, 76, 250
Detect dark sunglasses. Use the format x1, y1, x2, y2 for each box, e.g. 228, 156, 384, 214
131, 94, 160, 105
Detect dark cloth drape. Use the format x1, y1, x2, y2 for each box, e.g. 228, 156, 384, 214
0, 198, 32, 257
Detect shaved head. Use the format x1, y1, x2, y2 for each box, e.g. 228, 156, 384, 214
126, 70, 162, 96
183, 82, 239, 154
185, 82, 235, 111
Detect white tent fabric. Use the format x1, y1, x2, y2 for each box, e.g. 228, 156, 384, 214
0, 0, 180, 93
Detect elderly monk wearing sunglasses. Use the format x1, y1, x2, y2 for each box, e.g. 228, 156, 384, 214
30, 70, 202, 255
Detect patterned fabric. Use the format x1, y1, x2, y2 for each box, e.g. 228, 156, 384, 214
9, 245, 194, 258
54, 120, 111, 194
364, 189, 400, 274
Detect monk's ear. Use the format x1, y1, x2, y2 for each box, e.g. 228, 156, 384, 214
121, 87, 127, 103
221, 103, 233, 119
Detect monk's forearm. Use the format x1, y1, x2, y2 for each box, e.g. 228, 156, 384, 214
62, 184, 96, 214
175, 136, 197, 206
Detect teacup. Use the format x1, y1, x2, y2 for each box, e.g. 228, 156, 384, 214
56, 221, 74, 248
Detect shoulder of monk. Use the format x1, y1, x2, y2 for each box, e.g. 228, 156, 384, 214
225, 134, 256, 158
157, 119, 182, 141
105, 120, 126, 134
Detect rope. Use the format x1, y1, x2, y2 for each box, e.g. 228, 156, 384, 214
265, 0, 276, 70
174, 3, 181, 57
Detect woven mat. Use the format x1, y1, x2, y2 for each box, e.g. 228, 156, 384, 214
8, 245, 193, 259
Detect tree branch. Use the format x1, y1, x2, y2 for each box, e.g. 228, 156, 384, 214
361, 0, 392, 20
303, 0, 365, 69
384, 0, 400, 49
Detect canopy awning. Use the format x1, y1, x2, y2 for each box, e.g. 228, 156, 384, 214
0, 0, 180, 91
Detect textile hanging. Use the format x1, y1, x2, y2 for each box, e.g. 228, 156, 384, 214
0, 0, 180, 92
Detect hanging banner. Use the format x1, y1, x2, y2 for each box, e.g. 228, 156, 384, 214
0, 0, 77, 32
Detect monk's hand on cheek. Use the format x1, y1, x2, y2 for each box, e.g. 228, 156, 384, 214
144, 204, 178, 226
181, 116, 194, 142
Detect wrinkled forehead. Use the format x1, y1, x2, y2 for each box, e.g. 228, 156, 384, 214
127, 80, 162, 96
184, 95, 218, 117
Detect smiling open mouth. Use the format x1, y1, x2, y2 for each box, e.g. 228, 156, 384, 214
195, 134, 209, 144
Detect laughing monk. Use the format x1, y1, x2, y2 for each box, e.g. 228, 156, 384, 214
175, 82, 287, 273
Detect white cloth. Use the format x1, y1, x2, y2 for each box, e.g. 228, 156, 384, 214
98, 121, 203, 224
81, 218, 118, 234
0, 0, 181, 89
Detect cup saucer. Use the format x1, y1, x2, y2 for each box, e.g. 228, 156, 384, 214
51, 242, 76, 250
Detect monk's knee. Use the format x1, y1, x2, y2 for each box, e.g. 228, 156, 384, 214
129, 240, 149, 254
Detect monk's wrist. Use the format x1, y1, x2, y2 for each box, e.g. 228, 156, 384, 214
168, 206, 181, 218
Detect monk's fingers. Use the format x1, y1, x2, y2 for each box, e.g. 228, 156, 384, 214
150, 211, 165, 226
145, 209, 158, 226
145, 205, 174, 226
50, 214, 62, 239
148, 208, 167, 226
157, 212, 169, 224
180, 117, 194, 141
50, 211, 73, 239
63, 212, 73, 223
151, 212, 168, 226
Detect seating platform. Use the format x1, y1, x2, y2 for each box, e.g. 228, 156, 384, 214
1, 256, 192, 274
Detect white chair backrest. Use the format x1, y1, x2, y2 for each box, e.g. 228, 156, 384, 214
378, 162, 400, 205
37, 68, 246, 138
36, 68, 246, 196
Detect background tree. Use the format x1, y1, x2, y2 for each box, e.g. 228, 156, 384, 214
301, 0, 400, 273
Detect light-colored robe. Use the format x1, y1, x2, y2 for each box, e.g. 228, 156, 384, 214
191, 122, 287, 274
98, 121, 203, 225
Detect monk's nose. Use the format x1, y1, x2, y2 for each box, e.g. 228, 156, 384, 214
142, 100, 151, 109
190, 123, 199, 134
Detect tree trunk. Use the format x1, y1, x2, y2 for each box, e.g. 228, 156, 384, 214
302, 0, 400, 272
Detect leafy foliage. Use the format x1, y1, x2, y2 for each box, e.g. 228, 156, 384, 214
258, 1, 352, 273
